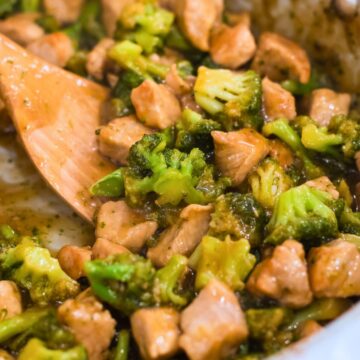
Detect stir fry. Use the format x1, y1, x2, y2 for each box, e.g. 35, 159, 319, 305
0, 0, 360, 359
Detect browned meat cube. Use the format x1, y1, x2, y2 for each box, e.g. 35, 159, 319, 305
179, 279, 248, 360
309, 88, 351, 127
43, 0, 84, 24
57, 245, 92, 280
212, 129, 269, 187
101, 0, 134, 36
252, 32, 311, 84
356, 151, 360, 171
131, 308, 180, 360
27, 32, 74, 68
305, 176, 339, 199
96, 201, 158, 252
298, 320, 322, 339
247, 240, 313, 308
147, 204, 212, 267
0, 350, 14, 360
131, 80, 182, 129
97, 116, 153, 165
0, 281, 22, 319
262, 77, 296, 121
165, 64, 194, 96
210, 14, 256, 69
92, 238, 129, 260
268, 139, 294, 169
309, 239, 360, 298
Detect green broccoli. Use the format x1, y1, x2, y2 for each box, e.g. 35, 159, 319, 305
0, 235, 79, 305
112, 330, 130, 360
116, 1, 174, 54
36, 15, 60, 33
249, 158, 293, 209
175, 109, 222, 154
281, 72, 320, 96
90, 168, 125, 197
189, 235, 256, 290
328, 115, 360, 159
21, 0, 40, 12
194, 67, 263, 131
340, 233, 360, 249
18, 339, 87, 360
208, 193, 266, 247
85, 253, 190, 315
108, 40, 169, 81
339, 206, 360, 236
265, 184, 343, 245
165, 25, 194, 52
123, 130, 229, 207
263, 118, 324, 180
0, 0, 17, 17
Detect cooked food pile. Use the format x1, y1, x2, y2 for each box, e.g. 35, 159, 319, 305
0, 1, 360, 360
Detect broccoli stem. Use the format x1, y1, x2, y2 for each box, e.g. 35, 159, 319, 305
113, 330, 130, 360
90, 169, 125, 197
0, 308, 50, 343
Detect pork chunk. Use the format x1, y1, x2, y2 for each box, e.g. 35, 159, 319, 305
305, 176, 339, 199
175, 0, 223, 51
96, 201, 158, 252
58, 292, 116, 360
309, 88, 351, 127
212, 129, 269, 187
268, 139, 294, 169
0, 281, 22, 320
27, 32, 74, 68
356, 151, 360, 171
148, 204, 212, 267
97, 116, 153, 165
92, 238, 129, 260
101, 0, 134, 36
131, 80, 181, 129
131, 308, 180, 360
252, 32, 311, 84
43, 0, 84, 24
57, 245, 92, 280
0, 350, 14, 360
0, 13, 44, 46
165, 64, 194, 96
298, 320, 322, 339
210, 14, 256, 69
262, 77, 296, 121
86, 38, 115, 80
247, 240, 313, 309
179, 279, 248, 360
309, 239, 360, 298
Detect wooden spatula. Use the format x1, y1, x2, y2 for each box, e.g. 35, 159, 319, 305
0, 34, 116, 223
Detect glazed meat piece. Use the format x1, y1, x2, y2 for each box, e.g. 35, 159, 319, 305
131, 308, 180, 360
0, 281, 22, 319
305, 176, 339, 199
212, 129, 269, 187
175, 0, 223, 51
247, 240, 313, 308
97, 116, 153, 165
0, 13, 44, 46
43, 0, 84, 24
57, 245, 92, 280
262, 77, 297, 121
92, 238, 129, 260
268, 139, 294, 168
298, 320, 323, 339
148, 204, 212, 267
0, 350, 14, 360
356, 151, 360, 171
179, 279, 248, 360
86, 38, 115, 80
210, 13, 256, 69
58, 291, 116, 360
165, 64, 194, 96
101, 0, 134, 36
96, 200, 158, 252
309, 239, 360, 298
309, 88, 351, 127
131, 80, 182, 129
252, 32, 311, 84
27, 32, 74, 68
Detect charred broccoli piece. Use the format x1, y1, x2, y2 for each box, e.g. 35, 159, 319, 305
339, 206, 360, 236
249, 158, 293, 209
194, 67, 263, 131
265, 184, 343, 245
209, 193, 266, 247
85, 253, 190, 315
0, 234, 79, 305
189, 235, 256, 290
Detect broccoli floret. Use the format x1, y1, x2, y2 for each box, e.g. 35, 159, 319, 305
116, 2, 174, 54
265, 184, 342, 245
281, 72, 320, 96
0, 236, 79, 305
85, 253, 190, 315
108, 40, 169, 81
194, 67, 263, 131
339, 206, 360, 236
65, 51, 88, 77
18, 339, 87, 360
90, 168, 125, 197
165, 25, 194, 52
209, 193, 266, 247
328, 115, 360, 159
21, 0, 41, 12
124, 131, 229, 207
175, 109, 222, 154
189, 235, 256, 290
263, 118, 324, 180
36, 15, 60, 33
249, 158, 293, 209
0, 0, 17, 17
